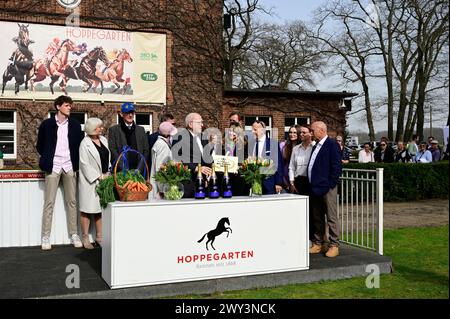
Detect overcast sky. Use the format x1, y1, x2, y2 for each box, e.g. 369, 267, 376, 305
255, 0, 448, 134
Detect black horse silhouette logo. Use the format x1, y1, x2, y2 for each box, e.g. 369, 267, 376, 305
197, 217, 233, 251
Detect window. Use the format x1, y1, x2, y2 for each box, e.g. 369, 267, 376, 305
244, 116, 272, 139
49, 111, 87, 131
284, 117, 310, 140
116, 113, 153, 133
135, 113, 152, 133
0, 110, 16, 159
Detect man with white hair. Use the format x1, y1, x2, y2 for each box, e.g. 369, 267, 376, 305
307, 121, 342, 258
172, 112, 212, 197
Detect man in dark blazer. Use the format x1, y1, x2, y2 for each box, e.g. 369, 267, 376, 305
108, 102, 149, 173
36, 95, 84, 250
249, 120, 283, 195
307, 121, 342, 258
172, 112, 212, 198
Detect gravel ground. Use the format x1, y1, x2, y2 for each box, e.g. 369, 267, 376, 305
383, 199, 449, 229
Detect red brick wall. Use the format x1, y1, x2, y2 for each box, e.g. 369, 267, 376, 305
0, 0, 224, 166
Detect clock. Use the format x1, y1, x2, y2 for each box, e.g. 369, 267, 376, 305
57, 0, 82, 9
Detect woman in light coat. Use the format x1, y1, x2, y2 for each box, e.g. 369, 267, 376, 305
149, 122, 177, 199
79, 117, 111, 249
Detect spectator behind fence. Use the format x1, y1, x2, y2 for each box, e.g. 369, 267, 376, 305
78, 117, 111, 249
415, 142, 433, 163
427, 136, 434, 150
394, 141, 411, 163
374, 137, 395, 163
407, 134, 420, 159
443, 137, 449, 160
430, 140, 441, 161
358, 143, 375, 163
36, 95, 84, 251
336, 135, 350, 164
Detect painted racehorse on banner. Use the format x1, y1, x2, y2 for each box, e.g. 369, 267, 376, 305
2, 24, 34, 96
60, 46, 109, 95
93, 48, 133, 93
197, 217, 233, 251
29, 39, 80, 94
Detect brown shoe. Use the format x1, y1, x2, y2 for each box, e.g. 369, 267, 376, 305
325, 246, 339, 258
82, 234, 94, 250
309, 244, 325, 254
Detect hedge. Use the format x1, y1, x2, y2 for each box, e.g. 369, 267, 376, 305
343, 161, 449, 202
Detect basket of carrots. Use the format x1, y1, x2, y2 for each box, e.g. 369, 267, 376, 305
113, 147, 152, 202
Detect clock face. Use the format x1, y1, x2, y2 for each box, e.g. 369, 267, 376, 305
57, 0, 82, 9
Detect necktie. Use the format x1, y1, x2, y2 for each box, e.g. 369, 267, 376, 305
255, 139, 259, 158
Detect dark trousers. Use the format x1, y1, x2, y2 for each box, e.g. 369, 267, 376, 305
310, 186, 340, 247
294, 176, 313, 240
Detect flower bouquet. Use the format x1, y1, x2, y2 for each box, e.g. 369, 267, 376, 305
238, 157, 276, 196
154, 160, 191, 200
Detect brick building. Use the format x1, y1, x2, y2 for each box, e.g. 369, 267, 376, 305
0, 1, 356, 167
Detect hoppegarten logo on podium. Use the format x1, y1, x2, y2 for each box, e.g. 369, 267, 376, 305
176, 217, 255, 265
197, 217, 232, 251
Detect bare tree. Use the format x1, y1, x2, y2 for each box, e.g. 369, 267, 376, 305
235, 21, 323, 89
223, 0, 270, 88
310, 0, 382, 141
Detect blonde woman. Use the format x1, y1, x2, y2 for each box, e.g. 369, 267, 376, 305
78, 117, 111, 249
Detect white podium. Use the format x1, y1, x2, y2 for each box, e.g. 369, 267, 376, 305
102, 194, 309, 289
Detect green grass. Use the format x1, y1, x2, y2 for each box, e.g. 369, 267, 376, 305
171, 225, 448, 299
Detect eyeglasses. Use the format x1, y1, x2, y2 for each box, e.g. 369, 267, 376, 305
380, 143, 386, 146
192, 120, 203, 124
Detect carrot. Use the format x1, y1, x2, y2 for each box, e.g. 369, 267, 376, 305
123, 180, 132, 188
128, 181, 137, 190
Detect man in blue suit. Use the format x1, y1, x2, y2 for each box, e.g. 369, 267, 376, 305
307, 121, 342, 257
250, 120, 283, 194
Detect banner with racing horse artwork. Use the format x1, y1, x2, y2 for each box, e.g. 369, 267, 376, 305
0, 21, 166, 104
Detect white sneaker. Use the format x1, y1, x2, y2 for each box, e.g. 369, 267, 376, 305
70, 234, 83, 248
41, 236, 52, 251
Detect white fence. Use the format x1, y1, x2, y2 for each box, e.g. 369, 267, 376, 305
0, 171, 95, 248
337, 168, 384, 255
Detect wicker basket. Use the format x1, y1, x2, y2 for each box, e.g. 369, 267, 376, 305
113, 151, 152, 201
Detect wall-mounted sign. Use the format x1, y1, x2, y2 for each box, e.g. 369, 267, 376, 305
0, 20, 166, 103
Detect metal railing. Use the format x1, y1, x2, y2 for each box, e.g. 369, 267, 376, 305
337, 168, 384, 255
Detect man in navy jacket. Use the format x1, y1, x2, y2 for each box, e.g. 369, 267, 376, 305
249, 120, 283, 195
307, 121, 342, 257
36, 95, 84, 251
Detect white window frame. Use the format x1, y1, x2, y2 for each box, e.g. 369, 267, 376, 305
0, 110, 17, 159
244, 116, 272, 139
48, 111, 87, 131
284, 116, 310, 134
116, 113, 153, 133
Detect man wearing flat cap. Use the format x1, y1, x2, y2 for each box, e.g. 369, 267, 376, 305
108, 102, 149, 171
430, 140, 441, 162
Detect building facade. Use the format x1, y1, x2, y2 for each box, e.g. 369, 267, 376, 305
0, 1, 355, 167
